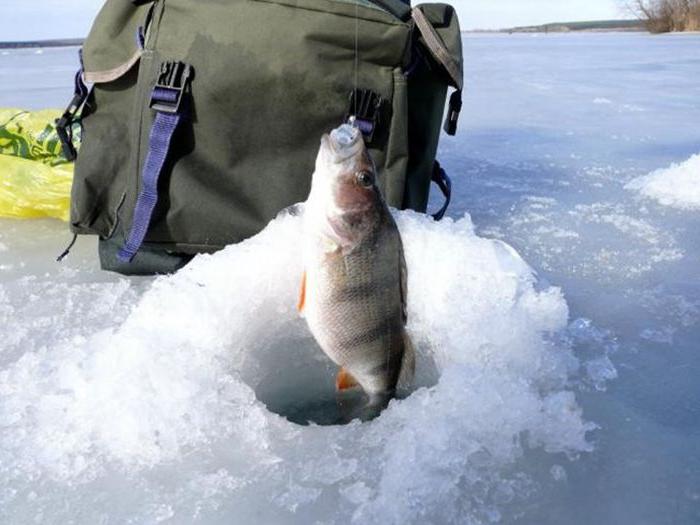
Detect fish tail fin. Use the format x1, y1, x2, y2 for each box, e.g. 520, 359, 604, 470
398, 332, 415, 388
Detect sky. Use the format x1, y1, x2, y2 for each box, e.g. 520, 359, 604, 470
0, 0, 629, 41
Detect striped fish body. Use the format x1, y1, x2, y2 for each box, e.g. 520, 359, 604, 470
305, 215, 410, 397
300, 124, 414, 402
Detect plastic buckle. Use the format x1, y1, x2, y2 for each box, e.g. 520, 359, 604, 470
345, 89, 384, 143
443, 89, 462, 136
55, 75, 89, 161
150, 61, 192, 114
55, 114, 77, 161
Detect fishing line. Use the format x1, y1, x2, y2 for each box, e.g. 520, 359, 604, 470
353, 0, 359, 120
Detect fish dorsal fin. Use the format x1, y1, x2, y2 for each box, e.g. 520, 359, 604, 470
297, 271, 306, 313
336, 367, 360, 391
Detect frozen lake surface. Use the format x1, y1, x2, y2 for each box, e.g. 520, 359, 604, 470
1, 34, 700, 524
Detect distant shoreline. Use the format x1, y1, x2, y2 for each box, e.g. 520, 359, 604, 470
469, 19, 647, 34
0, 39, 83, 49
5, 25, 700, 48
464, 29, 645, 34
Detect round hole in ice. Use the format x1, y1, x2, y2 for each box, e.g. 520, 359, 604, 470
241, 328, 440, 426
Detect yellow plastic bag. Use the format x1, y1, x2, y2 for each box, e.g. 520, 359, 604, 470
0, 109, 76, 221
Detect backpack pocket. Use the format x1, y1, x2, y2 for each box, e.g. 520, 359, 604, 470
70, 0, 155, 236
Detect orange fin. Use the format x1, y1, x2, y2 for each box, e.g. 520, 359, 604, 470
336, 367, 360, 391
297, 271, 306, 313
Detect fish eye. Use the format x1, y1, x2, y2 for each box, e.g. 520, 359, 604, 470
355, 170, 374, 187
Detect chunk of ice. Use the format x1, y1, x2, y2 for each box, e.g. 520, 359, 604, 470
626, 154, 700, 210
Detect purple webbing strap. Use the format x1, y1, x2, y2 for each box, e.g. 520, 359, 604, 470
117, 94, 181, 262
353, 118, 374, 137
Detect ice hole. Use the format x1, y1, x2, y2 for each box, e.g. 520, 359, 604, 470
240, 328, 440, 426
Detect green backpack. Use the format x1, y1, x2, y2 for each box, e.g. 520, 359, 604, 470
57, 0, 463, 275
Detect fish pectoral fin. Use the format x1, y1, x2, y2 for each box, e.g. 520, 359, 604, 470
297, 271, 306, 314
336, 367, 360, 391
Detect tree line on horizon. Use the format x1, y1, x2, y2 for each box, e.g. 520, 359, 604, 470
628, 0, 700, 32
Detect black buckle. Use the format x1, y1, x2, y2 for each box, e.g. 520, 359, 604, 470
150, 61, 193, 114
443, 89, 462, 136
55, 114, 77, 161
55, 70, 89, 161
345, 89, 383, 143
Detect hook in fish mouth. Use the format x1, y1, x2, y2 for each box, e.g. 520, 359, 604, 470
322, 124, 363, 161
330, 124, 361, 148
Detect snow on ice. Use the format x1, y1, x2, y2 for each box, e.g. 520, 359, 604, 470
0, 211, 597, 524
626, 153, 700, 210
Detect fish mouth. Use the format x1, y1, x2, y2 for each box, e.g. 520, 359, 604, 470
322, 124, 363, 161
330, 124, 361, 149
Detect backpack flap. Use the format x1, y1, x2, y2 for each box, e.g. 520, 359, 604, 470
81, 0, 152, 83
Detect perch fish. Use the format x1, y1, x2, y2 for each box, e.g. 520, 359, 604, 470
298, 124, 414, 416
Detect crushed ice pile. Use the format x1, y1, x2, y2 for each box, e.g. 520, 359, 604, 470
0, 211, 597, 524
626, 153, 700, 210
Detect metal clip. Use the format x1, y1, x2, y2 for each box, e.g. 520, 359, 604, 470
150, 61, 193, 114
